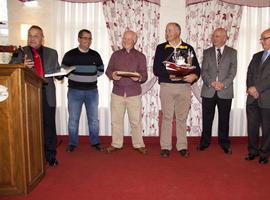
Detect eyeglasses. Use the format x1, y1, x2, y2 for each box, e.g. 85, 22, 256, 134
80, 37, 92, 41
260, 37, 270, 41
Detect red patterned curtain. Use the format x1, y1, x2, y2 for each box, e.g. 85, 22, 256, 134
60, 0, 160, 5
186, 0, 270, 7
103, 0, 160, 136
185, 0, 243, 136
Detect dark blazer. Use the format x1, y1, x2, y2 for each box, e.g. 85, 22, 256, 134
201, 45, 237, 99
10, 46, 60, 107
246, 50, 270, 108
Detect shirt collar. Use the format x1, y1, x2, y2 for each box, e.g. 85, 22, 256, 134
122, 47, 135, 53
30, 45, 42, 51
215, 45, 225, 53
78, 47, 89, 53
165, 41, 188, 50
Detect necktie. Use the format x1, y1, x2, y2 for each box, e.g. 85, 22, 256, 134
261, 50, 269, 64
217, 48, 222, 65
32, 48, 44, 78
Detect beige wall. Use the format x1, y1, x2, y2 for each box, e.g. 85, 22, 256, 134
159, 0, 186, 43
7, 0, 55, 47
7, 0, 187, 47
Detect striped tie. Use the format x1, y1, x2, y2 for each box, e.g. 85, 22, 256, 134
217, 48, 222, 65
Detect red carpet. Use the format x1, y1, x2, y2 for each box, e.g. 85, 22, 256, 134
1, 136, 270, 200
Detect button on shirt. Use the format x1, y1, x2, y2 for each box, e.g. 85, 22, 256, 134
106, 48, 148, 97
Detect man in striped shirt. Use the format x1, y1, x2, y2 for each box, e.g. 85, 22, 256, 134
62, 29, 104, 152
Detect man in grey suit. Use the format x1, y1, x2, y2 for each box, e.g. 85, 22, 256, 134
198, 28, 237, 154
245, 28, 270, 164
10, 25, 60, 166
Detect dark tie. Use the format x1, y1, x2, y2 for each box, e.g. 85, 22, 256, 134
32, 48, 44, 78
217, 48, 222, 65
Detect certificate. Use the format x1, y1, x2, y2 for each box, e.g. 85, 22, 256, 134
45, 66, 76, 78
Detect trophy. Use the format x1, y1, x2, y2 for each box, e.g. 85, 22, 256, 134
163, 49, 195, 78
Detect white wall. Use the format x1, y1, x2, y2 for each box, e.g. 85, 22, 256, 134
7, 0, 187, 47
159, 0, 187, 42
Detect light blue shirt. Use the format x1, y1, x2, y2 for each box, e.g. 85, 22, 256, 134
262, 50, 270, 63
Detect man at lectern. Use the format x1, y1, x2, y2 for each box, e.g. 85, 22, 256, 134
10, 25, 60, 167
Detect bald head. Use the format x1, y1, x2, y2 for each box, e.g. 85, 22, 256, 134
260, 28, 270, 50
122, 30, 138, 50
212, 27, 228, 48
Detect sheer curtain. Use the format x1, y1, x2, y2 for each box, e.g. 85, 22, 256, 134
233, 6, 270, 136
52, 1, 112, 135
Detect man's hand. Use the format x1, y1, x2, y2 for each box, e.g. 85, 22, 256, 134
130, 72, 141, 82
130, 76, 141, 82
112, 71, 121, 80
247, 86, 259, 99
211, 81, 225, 91
169, 75, 182, 81
24, 54, 34, 69
183, 74, 198, 83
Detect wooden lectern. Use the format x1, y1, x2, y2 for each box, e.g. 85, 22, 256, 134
0, 64, 45, 195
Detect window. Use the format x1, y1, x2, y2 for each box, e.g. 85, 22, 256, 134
53, 1, 112, 135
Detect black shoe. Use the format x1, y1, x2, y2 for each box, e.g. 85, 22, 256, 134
245, 153, 258, 161
48, 158, 59, 167
259, 157, 268, 164
92, 143, 104, 151
179, 149, 190, 157
197, 145, 208, 151
222, 147, 232, 155
160, 149, 170, 158
66, 144, 76, 152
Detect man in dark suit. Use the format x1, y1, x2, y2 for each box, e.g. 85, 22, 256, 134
245, 28, 270, 164
198, 28, 237, 154
10, 25, 60, 166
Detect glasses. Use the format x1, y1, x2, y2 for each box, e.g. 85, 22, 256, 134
80, 37, 92, 41
260, 37, 270, 41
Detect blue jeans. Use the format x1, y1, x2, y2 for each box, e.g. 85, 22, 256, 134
68, 88, 100, 146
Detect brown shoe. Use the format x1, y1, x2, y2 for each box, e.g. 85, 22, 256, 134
134, 147, 147, 155
106, 146, 122, 153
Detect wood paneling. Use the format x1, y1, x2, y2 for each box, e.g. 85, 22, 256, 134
0, 64, 45, 195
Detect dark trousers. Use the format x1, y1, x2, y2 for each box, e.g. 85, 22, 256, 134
42, 88, 57, 162
246, 100, 270, 158
200, 93, 232, 149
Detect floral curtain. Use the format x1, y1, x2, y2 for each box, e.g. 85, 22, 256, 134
186, 0, 270, 7
185, 0, 243, 136
59, 0, 160, 5
103, 0, 160, 136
